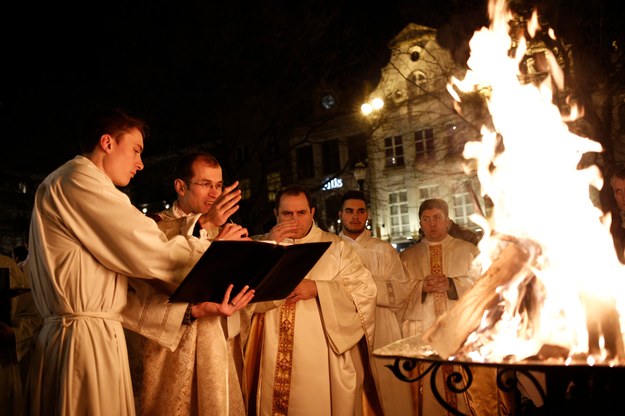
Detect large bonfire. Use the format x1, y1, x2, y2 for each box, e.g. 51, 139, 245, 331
422, 0, 625, 365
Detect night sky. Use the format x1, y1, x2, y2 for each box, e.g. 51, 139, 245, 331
0, 0, 491, 178
3, 0, 620, 179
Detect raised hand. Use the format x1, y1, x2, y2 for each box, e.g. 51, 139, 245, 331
199, 181, 242, 228
267, 219, 299, 243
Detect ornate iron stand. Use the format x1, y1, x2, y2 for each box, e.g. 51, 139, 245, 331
375, 336, 625, 415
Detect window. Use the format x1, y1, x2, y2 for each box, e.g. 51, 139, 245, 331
389, 190, 410, 236
347, 133, 367, 165
413, 71, 427, 87
418, 185, 439, 207
415, 128, 434, 159
446, 123, 470, 156
322, 139, 340, 175
384, 136, 404, 168
238, 178, 251, 200
235, 145, 248, 164
264, 137, 278, 157
453, 191, 475, 226
409, 70, 428, 97
266, 172, 281, 202
296, 146, 314, 179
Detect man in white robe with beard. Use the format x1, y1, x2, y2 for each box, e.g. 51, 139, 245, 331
248, 184, 377, 416
338, 190, 413, 416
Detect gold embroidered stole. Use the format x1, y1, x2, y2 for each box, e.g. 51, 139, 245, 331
429, 244, 446, 316
429, 243, 457, 415
271, 302, 297, 415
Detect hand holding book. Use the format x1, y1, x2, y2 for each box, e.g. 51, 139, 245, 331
191, 284, 255, 318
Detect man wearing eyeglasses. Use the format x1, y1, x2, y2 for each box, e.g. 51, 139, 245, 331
149, 152, 243, 239
128, 152, 253, 416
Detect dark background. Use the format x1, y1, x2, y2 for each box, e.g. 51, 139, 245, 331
1, 0, 622, 199
0, 1, 488, 176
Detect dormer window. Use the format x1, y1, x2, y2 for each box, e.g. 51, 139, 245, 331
408, 70, 428, 97
413, 71, 427, 87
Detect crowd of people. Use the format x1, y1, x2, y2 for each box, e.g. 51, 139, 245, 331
4, 106, 625, 415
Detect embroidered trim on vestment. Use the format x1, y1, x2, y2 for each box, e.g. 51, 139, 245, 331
271, 302, 297, 415
429, 244, 458, 414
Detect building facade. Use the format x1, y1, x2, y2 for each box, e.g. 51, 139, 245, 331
288, 24, 486, 249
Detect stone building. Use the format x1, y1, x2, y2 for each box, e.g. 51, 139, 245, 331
288, 23, 486, 249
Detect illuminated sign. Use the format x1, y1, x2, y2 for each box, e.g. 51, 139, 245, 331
322, 178, 343, 191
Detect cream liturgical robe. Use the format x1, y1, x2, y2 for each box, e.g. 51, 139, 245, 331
340, 230, 413, 416
401, 235, 477, 338
24, 156, 209, 416
252, 225, 377, 416
400, 235, 508, 416
128, 203, 248, 416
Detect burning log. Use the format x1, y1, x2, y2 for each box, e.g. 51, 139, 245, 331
422, 236, 540, 359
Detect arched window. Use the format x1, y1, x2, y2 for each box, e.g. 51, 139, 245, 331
408, 70, 428, 98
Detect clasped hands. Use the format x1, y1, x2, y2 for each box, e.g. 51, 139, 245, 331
422, 274, 450, 293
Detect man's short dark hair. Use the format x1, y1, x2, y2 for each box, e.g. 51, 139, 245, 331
419, 198, 449, 218
340, 190, 367, 209
175, 152, 220, 182
275, 184, 313, 210
79, 106, 148, 154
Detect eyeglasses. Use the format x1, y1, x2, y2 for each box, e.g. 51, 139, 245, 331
187, 181, 223, 191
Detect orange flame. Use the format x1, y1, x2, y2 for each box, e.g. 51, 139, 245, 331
451, 0, 625, 363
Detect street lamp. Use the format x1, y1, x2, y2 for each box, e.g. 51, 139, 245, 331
352, 161, 366, 191
360, 97, 384, 116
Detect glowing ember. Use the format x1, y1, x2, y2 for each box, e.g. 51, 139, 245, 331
444, 0, 625, 364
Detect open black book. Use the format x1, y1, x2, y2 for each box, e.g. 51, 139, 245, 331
169, 240, 331, 304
